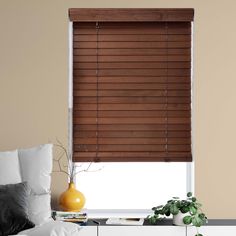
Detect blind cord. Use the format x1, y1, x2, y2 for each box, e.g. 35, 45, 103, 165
165, 22, 169, 159
96, 22, 99, 162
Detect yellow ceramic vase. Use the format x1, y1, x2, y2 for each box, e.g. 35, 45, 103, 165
59, 182, 85, 212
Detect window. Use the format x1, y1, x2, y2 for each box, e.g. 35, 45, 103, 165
69, 8, 194, 210
69, 9, 194, 163
75, 162, 191, 210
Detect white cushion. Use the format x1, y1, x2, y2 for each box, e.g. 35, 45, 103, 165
0, 150, 22, 185
28, 193, 52, 225
18, 144, 53, 225
18, 144, 53, 194
18, 220, 81, 236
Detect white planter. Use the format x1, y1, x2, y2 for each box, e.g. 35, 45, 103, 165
173, 212, 190, 226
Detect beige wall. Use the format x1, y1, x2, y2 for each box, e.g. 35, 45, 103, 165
0, 0, 236, 218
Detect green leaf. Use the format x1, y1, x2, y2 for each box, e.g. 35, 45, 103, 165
154, 209, 161, 215
156, 205, 163, 209
187, 192, 192, 197
148, 215, 159, 224
163, 204, 171, 213
176, 201, 181, 208
183, 216, 192, 225
195, 234, 203, 236
189, 206, 197, 215
160, 208, 165, 215
165, 211, 170, 216
198, 213, 207, 224
163, 207, 170, 215
192, 197, 197, 202
181, 206, 190, 213
173, 197, 180, 199
199, 213, 206, 219
170, 204, 179, 215
192, 216, 203, 227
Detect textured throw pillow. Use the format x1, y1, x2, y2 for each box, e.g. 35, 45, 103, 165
28, 193, 52, 225
18, 144, 53, 225
0, 150, 22, 185
18, 144, 53, 194
0, 182, 35, 236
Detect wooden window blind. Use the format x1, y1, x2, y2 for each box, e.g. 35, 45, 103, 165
70, 9, 194, 162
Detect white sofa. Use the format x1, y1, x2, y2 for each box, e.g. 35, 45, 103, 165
0, 144, 81, 236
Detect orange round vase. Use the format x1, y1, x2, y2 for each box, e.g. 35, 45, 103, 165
59, 182, 85, 212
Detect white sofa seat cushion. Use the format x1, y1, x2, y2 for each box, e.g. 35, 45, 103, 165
18, 144, 53, 194
18, 220, 81, 236
0, 150, 22, 185
28, 193, 52, 225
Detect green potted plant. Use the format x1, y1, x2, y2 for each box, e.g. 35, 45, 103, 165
148, 192, 207, 236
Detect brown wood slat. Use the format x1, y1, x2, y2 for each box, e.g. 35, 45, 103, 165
74, 144, 191, 152
74, 144, 166, 152
168, 145, 191, 152
73, 41, 191, 49
99, 26, 191, 35
72, 151, 191, 158
75, 131, 158, 138
74, 69, 190, 77
74, 103, 190, 111
73, 117, 190, 125
74, 96, 191, 104
103, 96, 191, 104
73, 48, 190, 56
73, 97, 97, 104
73, 55, 190, 63
168, 138, 191, 144
73, 27, 191, 35
73, 83, 190, 90
73, 110, 191, 118
72, 151, 192, 162
73, 27, 166, 35
74, 137, 167, 145
73, 22, 191, 35
74, 130, 191, 138
74, 90, 190, 97
74, 62, 190, 69
74, 76, 190, 84
73, 34, 191, 42
72, 152, 192, 157
74, 131, 97, 138
73, 124, 191, 131
74, 137, 190, 145
73, 21, 191, 35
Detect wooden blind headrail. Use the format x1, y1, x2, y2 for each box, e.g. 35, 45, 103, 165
69, 8, 194, 22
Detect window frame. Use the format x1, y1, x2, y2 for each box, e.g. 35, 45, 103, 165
69, 9, 194, 163
68, 19, 195, 213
